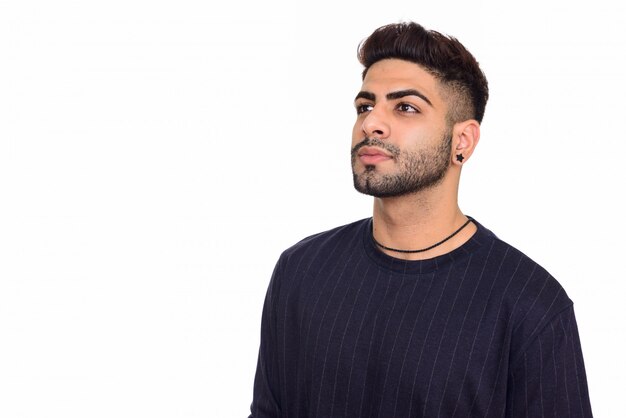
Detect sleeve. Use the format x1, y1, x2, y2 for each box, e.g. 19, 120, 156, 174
506, 305, 593, 417
248, 261, 283, 418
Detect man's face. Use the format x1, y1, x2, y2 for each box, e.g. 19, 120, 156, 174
351, 59, 452, 198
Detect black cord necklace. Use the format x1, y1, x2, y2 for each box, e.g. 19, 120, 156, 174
372, 218, 474, 254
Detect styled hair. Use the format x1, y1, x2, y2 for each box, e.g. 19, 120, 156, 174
358, 22, 489, 124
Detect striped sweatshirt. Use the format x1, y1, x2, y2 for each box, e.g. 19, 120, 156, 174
249, 218, 592, 417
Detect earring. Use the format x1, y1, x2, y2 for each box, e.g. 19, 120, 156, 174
456, 154, 465, 163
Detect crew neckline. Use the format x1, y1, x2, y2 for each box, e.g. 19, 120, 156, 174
361, 217, 491, 274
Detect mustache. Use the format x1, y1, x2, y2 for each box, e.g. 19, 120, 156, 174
351, 137, 401, 159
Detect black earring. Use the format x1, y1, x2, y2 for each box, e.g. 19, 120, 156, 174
456, 154, 465, 163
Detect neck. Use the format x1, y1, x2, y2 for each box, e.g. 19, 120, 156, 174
371, 186, 476, 261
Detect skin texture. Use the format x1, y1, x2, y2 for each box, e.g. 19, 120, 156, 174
351, 59, 481, 260
351, 131, 452, 198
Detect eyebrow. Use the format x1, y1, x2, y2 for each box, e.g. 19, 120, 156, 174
354, 91, 376, 102
354, 89, 433, 107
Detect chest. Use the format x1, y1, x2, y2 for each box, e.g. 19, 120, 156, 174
277, 267, 513, 416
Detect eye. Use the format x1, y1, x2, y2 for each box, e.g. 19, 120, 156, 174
355, 103, 373, 115
397, 103, 419, 113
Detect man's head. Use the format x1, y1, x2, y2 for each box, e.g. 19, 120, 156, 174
351, 22, 487, 198
358, 22, 488, 125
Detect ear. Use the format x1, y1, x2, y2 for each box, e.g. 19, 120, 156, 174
451, 120, 480, 166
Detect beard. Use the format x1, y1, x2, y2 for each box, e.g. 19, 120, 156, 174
351, 133, 452, 198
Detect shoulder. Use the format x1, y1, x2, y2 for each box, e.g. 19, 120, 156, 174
266, 218, 369, 298
277, 217, 370, 267
476, 220, 571, 306
476, 221, 574, 357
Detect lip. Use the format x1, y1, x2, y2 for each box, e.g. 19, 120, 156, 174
357, 146, 393, 164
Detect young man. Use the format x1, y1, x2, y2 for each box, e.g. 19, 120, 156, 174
249, 22, 592, 417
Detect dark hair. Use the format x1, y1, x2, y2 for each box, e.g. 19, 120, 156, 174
358, 22, 489, 124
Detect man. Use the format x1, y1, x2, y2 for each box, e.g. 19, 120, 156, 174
249, 22, 592, 417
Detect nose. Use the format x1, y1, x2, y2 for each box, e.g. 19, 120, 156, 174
361, 107, 390, 139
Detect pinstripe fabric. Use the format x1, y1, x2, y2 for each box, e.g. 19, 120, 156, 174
249, 218, 592, 417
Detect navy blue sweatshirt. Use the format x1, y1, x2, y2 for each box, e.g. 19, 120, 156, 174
250, 218, 592, 417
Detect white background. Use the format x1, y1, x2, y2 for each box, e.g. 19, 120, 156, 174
1, 1, 624, 417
